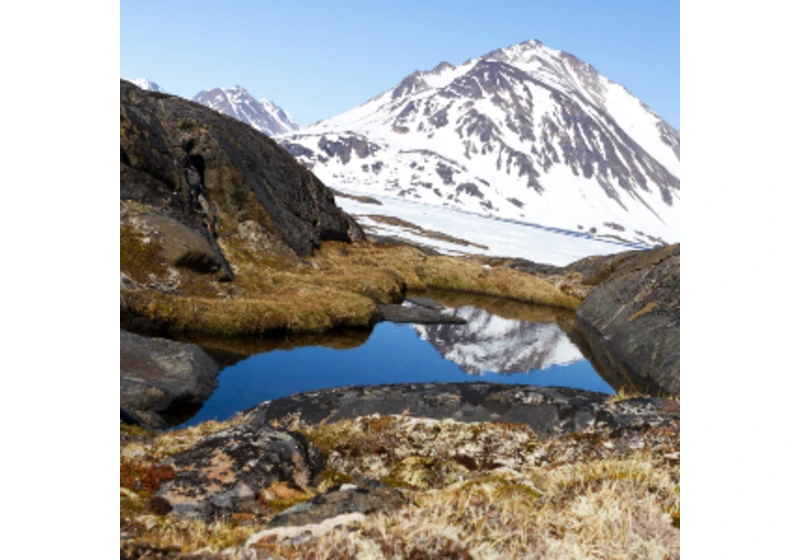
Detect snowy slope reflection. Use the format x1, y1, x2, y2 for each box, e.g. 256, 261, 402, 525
413, 305, 583, 375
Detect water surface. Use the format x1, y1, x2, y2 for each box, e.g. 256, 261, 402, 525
176, 297, 614, 428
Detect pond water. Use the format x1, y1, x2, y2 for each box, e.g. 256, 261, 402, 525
174, 295, 615, 429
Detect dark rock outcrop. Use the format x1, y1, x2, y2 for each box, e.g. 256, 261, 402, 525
267, 478, 406, 528
563, 249, 643, 285
120, 79, 364, 264
120, 330, 219, 428
247, 383, 677, 440
154, 424, 324, 520
576, 244, 680, 395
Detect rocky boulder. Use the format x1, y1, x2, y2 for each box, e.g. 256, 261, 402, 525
153, 423, 324, 520
267, 478, 407, 528
377, 303, 467, 324
576, 244, 680, 395
120, 79, 364, 270
120, 330, 219, 428
247, 382, 678, 440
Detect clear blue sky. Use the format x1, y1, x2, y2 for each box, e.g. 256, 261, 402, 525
121, 0, 679, 128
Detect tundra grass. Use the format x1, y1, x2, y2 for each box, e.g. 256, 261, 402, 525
121, 203, 583, 336
121, 412, 679, 558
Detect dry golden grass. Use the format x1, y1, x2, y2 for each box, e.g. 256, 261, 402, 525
122, 201, 583, 336
418, 289, 576, 324
121, 413, 679, 559
417, 256, 582, 310
121, 285, 377, 337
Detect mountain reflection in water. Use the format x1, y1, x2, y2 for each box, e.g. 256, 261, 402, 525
176, 297, 614, 428
414, 305, 583, 375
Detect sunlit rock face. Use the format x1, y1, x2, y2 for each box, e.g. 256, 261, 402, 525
413, 305, 583, 375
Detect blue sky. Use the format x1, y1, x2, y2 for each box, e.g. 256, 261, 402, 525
121, 0, 679, 128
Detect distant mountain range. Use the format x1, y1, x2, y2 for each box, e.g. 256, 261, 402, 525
192, 86, 299, 136
126, 40, 679, 245
125, 80, 299, 136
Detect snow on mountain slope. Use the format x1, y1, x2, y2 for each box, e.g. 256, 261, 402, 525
192, 86, 299, 136
413, 305, 584, 375
277, 39, 679, 245
334, 187, 646, 265
129, 78, 164, 92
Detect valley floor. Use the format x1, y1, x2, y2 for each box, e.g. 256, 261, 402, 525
333, 188, 651, 265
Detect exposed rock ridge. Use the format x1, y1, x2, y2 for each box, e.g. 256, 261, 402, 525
576, 244, 680, 394
120, 79, 364, 264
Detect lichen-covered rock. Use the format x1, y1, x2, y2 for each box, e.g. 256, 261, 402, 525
137, 213, 230, 279
154, 424, 324, 520
247, 382, 677, 440
120, 330, 219, 428
576, 244, 680, 395
267, 478, 406, 528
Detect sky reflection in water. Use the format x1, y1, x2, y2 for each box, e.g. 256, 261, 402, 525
177, 309, 613, 428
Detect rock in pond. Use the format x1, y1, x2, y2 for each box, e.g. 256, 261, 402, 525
377, 303, 467, 324
247, 382, 678, 440
576, 244, 680, 395
120, 330, 219, 428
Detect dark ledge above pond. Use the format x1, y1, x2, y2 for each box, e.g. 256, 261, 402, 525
247, 382, 677, 440
377, 303, 467, 324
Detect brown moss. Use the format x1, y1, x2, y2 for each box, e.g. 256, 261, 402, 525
120, 224, 169, 283
120, 460, 175, 497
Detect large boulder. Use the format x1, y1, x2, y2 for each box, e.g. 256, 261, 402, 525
120, 330, 219, 428
153, 423, 324, 520
247, 382, 678, 440
120, 79, 364, 269
576, 244, 680, 395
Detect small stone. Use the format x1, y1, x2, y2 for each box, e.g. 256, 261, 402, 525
149, 496, 172, 515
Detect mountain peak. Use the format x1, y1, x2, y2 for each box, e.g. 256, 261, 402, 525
129, 78, 163, 93
192, 85, 299, 136
279, 39, 680, 244
431, 61, 455, 74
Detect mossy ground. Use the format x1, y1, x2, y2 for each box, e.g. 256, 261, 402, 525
121, 201, 585, 337
120, 411, 679, 558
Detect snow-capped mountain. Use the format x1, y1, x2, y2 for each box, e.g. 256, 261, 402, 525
192, 86, 300, 136
277, 39, 680, 245
129, 78, 164, 92
413, 305, 584, 375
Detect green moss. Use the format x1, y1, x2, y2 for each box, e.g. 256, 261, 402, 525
260, 497, 308, 516
319, 469, 353, 486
